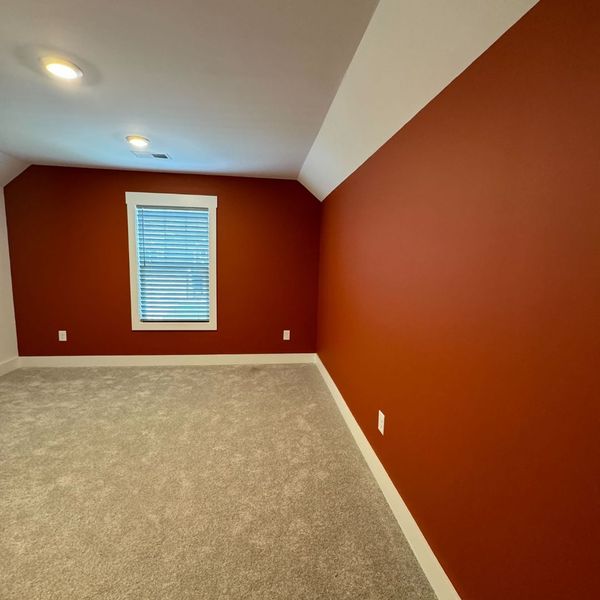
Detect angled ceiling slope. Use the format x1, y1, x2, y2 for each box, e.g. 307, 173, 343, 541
299, 0, 540, 200
0, 152, 27, 188
0, 0, 378, 179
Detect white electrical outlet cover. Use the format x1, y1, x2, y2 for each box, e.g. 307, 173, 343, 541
378, 410, 385, 435
283, 330, 291, 341
58, 330, 67, 342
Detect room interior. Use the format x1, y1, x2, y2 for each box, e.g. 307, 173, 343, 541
1, 1, 598, 598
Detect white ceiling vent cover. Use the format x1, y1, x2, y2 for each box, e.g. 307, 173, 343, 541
131, 151, 171, 159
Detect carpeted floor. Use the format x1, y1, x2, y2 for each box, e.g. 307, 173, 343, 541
0, 364, 435, 599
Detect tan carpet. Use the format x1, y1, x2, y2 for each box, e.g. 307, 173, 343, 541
0, 364, 435, 599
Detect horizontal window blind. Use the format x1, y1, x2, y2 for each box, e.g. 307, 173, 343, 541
136, 205, 210, 322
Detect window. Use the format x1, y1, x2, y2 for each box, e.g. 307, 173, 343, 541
125, 192, 217, 330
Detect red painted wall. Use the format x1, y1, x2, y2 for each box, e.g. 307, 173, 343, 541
317, 1, 600, 599
4, 166, 320, 355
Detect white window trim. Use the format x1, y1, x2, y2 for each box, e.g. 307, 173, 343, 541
125, 192, 217, 331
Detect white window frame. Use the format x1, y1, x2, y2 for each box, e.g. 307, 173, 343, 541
125, 192, 217, 331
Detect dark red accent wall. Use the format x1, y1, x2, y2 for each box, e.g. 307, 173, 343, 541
5, 166, 320, 355
317, 1, 600, 599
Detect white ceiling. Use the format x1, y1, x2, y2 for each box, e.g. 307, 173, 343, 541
300, 0, 539, 200
0, 0, 378, 179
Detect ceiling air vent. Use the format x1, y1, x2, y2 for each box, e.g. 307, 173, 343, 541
131, 151, 171, 160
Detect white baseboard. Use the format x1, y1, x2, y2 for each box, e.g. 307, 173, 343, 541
19, 353, 316, 368
0, 356, 20, 377
315, 355, 460, 600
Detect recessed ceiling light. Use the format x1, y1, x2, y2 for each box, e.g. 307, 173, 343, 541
42, 57, 83, 80
126, 135, 150, 149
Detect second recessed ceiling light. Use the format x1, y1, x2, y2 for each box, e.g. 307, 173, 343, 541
126, 135, 150, 148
